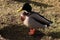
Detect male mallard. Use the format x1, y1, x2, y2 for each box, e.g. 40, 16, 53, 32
17, 3, 53, 35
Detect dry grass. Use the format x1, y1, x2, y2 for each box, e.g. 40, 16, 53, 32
0, 0, 60, 40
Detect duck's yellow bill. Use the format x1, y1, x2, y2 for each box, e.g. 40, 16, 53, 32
17, 7, 22, 12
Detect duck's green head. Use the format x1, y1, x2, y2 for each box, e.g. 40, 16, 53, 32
17, 3, 32, 12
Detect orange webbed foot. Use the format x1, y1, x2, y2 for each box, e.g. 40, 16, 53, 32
28, 28, 36, 36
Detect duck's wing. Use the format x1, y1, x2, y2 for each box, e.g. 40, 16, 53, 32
30, 12, 53, 26
37, 13, 53, 23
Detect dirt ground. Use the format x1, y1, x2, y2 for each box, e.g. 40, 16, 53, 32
0, 0, 60, 40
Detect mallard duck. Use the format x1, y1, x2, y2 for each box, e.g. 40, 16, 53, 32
17, 3, 53, 35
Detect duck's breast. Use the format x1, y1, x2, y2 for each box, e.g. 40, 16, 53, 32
23, 16, 29, 27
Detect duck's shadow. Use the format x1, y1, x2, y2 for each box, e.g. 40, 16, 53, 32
0, 24, 45, 40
